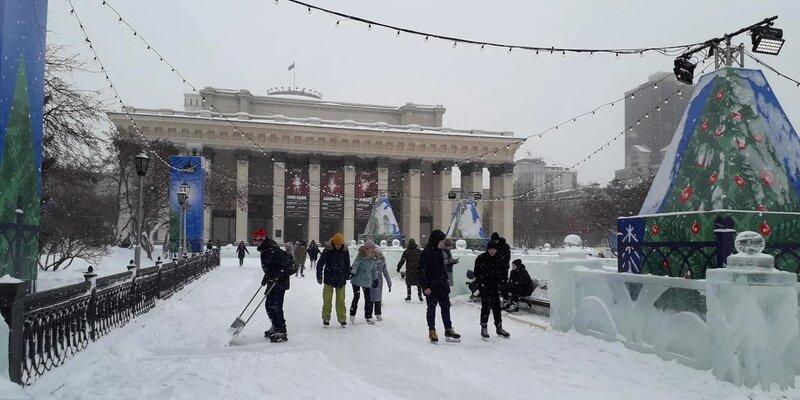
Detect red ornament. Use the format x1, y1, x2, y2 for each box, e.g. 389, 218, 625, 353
650, 225, 661, 236
759, 221, 772, 236
734, 175, 746, 187
714, 125, 725, 138
709, 171, 719, 184
753, 133, 764, 143
735, 138, 747, 150
679, 185, 694, 203
715, 89, 726, 101
756, 205, 768, 211
699, 119, 710, 133
661, 259, 670, 269
731, 112, 742, 122
691, 220, 701, 235
760, 169, 774, 187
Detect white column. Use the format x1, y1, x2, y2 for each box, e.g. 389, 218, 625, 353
272, 158, 285, 244
489, 167, 503, 236
376, 158, 389, 197
432, 161, 453, 232
343, 162, 355, 241
501, 166, 514, 246
402, 160, 422, 244
308, 159, 321, 243
235, 152, 249, 242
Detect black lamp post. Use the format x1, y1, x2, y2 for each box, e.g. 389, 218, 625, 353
133, 152, 150, 274
177, 181, 190, 255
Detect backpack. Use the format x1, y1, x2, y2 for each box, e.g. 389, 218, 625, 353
280, 249, 299, 276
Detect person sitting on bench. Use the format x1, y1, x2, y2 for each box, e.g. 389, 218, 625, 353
502, 259, 534, 312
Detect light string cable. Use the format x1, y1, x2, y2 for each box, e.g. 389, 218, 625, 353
743, 51, 800, 88
505, 57, 714, 202
281, 0, 705, 56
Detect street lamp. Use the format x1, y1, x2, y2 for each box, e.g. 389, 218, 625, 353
133, 152, 150, 274
177, 181, 190, 255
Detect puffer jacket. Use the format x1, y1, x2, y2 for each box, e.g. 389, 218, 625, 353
418, 230, 450, 295
350, 255, 378, 288
316, 244, 350, 288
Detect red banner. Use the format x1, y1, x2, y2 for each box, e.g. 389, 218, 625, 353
321, 168, 343, 219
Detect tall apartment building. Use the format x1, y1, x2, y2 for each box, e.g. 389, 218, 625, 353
615, 72, 695, 185
514, 158, 577, 193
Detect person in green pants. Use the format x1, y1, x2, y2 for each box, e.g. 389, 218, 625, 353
317, 233, 351, 327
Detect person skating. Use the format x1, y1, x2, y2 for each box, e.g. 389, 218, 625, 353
236, 241, 249, 267
349, 241, 379, 324
293, 240, 308, 277
308, 240, 320, 270
284, 241, 294, 256
317, 233, 350, 327
369, 244, 392, 321
396, 238, 423, 302
502, 259, 534, 312
474, 241, 510, 339
490, 232, 511, 269
419, 230, 460, 343
257, 237, 295, 343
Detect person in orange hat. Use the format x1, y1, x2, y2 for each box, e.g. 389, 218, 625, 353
317, 233, 351, 327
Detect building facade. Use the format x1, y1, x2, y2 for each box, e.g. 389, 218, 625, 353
513, 157, 577, 194
615, 72, 695, 184
109, 87, 520, 245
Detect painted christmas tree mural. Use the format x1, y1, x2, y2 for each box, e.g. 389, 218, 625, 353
0, 61, 40, 280
362, 197, 402, 240
660, 68, 800, 213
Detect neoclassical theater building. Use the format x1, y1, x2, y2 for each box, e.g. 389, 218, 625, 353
109, 87, 520, 246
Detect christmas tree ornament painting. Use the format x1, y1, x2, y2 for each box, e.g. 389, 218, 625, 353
620, 68, 800, 278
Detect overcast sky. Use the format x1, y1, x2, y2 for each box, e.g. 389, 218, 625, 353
47, 0, 800, 184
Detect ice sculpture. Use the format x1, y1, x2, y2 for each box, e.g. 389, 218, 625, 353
379, 240, 387, 247
706, 231, 798, 390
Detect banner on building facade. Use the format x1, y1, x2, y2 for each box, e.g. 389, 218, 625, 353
320, 168, 343, 219
169, 156, 205, 253
355, 171, 378, 220
0, 0, 48, 284
285, 166, 309, 218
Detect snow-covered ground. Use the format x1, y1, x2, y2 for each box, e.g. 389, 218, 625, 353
27, 257, 796, 400
36, 247, 167, 291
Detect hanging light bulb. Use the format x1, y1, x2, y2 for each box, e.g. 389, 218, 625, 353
307, 6, 311, 14
396, 30, 400, 37
368, 24, 372, 31
562, 51, 566, 57
335, 20, 340, 27
654, 83, 658, 89
424, 36, 429, 42
631, 93, 635, 99
453, 41, 458, 48
480, 44, 485, 52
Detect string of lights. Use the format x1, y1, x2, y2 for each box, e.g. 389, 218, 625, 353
81, 0, 707, 204
280, 0, 706, 56
743, 51, 800, 87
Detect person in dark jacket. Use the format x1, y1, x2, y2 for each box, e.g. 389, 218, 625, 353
293, 240, 308, 277
490, 232, 511, 270
317, 233, 350, 327
396, 238, 423, 302
236, 241, 249, 267
419, 230, 461, 343
502, 259, 535, 312
307, 240, 320, 270
258, 237, 294, 342
474, 241, 510, 339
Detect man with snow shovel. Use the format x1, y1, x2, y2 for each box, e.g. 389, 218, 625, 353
258, 237, 296, 343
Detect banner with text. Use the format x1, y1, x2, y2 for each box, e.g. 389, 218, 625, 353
285, 166, 309, 218
355, 171, 378, 220
320, 168, 344, 219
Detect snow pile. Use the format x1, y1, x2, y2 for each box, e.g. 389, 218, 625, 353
36, 247, 162, 291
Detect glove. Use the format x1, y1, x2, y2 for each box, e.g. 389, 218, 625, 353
388, 286, 392, 293
261, 275, 269, 286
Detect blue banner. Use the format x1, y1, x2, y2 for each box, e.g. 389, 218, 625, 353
0, 0, 48, 283
617, 217, 644, 273
169, 156, 205, 253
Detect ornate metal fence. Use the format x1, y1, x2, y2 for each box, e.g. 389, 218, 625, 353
0, 251, 219, 385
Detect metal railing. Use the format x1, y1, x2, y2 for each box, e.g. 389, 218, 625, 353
0, 251, 219, 385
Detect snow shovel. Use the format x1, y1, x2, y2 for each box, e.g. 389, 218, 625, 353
227, 283, 275, 345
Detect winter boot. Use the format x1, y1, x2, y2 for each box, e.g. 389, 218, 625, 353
418, 295, 424, 302
480, 323, 490, 339
269, 331, 288, 343
366, 318, 375, 325
323, 320, 330, 327
340, 321, 347, 328
350, 315, 355, 323
376, 314, 383, 321
496, 324, 510, 338
405, 296, 411, 302
445, 328, 461, 342
264, 326, 277, 338
429, 330, 439, 343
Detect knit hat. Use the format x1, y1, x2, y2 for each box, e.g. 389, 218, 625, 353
332, 233, 345, 247
512, 259, 523, 267
486, 241, 498, 250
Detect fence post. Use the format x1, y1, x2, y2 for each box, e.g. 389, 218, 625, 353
0, 281, 27, 385
713, 216, 736, 269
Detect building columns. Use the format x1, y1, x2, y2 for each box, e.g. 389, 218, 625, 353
488, 166, 503, 236
308, 157, 321, 243
235, 151, 249, 243
432, 161, 453, 232
402, 159, 422, 244
501, 165, 514, 246
488, 163, 515, 244
272, 155, 285, 244
343, 160, 356, 241
376, 158, 389, 196
201, 148, 214, 243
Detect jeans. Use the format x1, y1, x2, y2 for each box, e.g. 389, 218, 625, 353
350, 284, 373, 319
322, 284, 347, 322
265, 288, 287, 332
373, 301, 382, 316
406, 284, 422, 298
426, 291, 452, 330
480, 288, 503, 327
